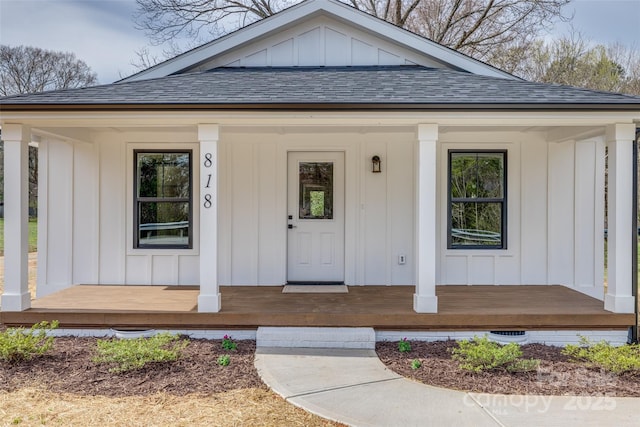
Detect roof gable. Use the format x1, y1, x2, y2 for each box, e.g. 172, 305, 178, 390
121, 0, 516, 82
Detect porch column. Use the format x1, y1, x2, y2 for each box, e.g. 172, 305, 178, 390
1, 124, 31, 311
605, 123, 636, 313
414, 124, 439, 313
197, 124, 221, 312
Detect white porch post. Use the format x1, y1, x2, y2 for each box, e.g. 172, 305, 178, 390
197, 124, 221, 312
1, 124, 31, 311
605, 123, 636, 313
414, 124, 439, 313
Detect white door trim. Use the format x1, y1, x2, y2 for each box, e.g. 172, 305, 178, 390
287, 151, 345, 283
273, 136, 359, 285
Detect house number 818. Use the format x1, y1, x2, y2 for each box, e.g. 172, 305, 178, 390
203, 152, 213, 209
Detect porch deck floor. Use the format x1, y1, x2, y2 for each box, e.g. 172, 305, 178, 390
0, 285, 634, 330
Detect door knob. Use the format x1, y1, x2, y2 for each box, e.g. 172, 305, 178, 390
288, 224, 297, 229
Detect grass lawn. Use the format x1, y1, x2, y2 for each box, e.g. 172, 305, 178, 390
0, 218, 38, 256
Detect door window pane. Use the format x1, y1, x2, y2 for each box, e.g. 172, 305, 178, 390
299, 162, 333, 219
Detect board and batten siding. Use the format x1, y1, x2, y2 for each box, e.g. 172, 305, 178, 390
438, 131, 605, 300
190, 16, 444, 70
217, 128, 416, 285
35, 127, 605, 298
37, 137, 99, 297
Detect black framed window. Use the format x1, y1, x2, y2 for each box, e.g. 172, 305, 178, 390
448, 150, 507, 249
134, 150, 192, 249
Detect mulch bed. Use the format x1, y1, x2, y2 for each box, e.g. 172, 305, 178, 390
0, 337, 265, 397
3, 336, 640, 398
376, 340, 640, 396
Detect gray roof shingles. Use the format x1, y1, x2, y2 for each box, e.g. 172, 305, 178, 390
1, 66, 640, 109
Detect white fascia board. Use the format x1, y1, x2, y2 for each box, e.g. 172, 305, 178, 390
121, 0, 516, 83
2, 111, 638, 128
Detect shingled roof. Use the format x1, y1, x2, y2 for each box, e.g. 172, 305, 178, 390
2, 66, 640, 111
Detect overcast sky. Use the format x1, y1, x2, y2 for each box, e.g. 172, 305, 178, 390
0, 0, 639, 84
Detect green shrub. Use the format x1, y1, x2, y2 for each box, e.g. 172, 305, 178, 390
217, 354, 231, 366
93, 333, 188, 373
411, 359, 422, 370
452, 336, 539, 373
562, 336, 640, 374
0, 321, 58, 363
221, 334, 237, 351
398, 338, 411, 353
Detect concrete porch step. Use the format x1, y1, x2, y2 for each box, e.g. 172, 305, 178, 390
256, 327, 376, 349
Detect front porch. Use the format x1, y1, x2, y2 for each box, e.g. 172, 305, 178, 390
0, 285, 633, 331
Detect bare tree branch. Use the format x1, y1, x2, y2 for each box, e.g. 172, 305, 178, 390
0, 45, 97, 96
133, 0, 577, 78
134, 0, 571, 62
0, 45, 98, 213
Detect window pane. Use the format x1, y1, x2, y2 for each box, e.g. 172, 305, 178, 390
476, 153, 504, 198
137, 153, 190, 198
450, 153, 504, 199
451, 202, 502, 247
450, 153, 478, 199
299, 162, 333, 219
138, 202, 189, 246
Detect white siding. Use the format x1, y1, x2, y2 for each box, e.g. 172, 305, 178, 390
438, 133, 521, 286
72, 141, 99, 285
97, 134, 126, 284
520, 139, 548, 283
438, 132, 605, 298
38, 130, 201, 290
195, 16, 445, 70
217, 128, 415, 285
37, 138, 99, 297
37, 126, 605, 296
548, 141, 575, 285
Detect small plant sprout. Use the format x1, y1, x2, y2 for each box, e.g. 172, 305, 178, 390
411, 359, 422, 370
217, 354, 231, 366
398, 337, 412, 353
222, 334, 238, 351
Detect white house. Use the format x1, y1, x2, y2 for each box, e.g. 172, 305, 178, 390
1, 0, 639, 320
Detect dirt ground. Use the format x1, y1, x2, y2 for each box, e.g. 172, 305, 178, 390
376, 340, 640, 397
1, 259, 639, 424
0, 337, 342, 426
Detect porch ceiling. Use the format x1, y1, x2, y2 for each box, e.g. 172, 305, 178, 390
0, 285, 632, 331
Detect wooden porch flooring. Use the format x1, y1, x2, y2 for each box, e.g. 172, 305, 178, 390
0, 285, 634, 330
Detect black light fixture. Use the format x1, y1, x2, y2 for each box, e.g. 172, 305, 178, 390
371, 155, 381, 173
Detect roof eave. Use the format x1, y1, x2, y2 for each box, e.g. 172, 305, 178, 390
1, 103, 640, 112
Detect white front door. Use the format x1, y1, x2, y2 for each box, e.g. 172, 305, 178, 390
287, 151, 345, 283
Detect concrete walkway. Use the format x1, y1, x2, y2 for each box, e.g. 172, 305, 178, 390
255, 348, 638, 427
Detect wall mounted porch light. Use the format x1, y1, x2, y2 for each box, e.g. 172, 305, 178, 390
371, 155, 381, 173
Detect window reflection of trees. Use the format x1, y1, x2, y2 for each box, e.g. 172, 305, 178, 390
299, 162, 334, 220
450, 152, 505, 248
136, 152, 191, 247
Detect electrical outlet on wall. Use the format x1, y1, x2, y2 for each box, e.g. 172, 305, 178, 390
398, 255, 406, 265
